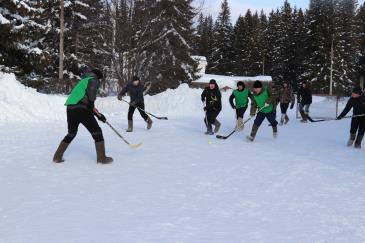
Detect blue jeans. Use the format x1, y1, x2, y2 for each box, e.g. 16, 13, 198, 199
254, 111, 278, 127
299, 103, 310, 114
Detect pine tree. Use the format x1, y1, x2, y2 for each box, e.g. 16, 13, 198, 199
331, 0, 358, 94
208, 0, 234, 75
291, 8, 307, 90
0, 1, 45, 75
264, 9, 281, 81
131, 0, 198, 94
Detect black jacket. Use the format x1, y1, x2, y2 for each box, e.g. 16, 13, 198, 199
338, 95, 365, 119
201, 87, 222, 112
297, 87, 312, 105
118, 82, 144, 103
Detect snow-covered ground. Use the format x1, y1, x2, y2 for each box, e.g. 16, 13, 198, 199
1, 72, 365, 242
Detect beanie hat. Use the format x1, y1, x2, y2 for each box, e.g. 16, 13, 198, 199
253, 81, 263, 88
237, 81, 245, 88
352, 87, 362, 95
132, 76, 140, 82
92, 69, 103, 79
209, 79, 217, 85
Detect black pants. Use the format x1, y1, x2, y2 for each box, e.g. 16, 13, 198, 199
204, 109, 220, 125
63, 108, 103, 144
350, 117, 365, 136
280, 103, 289, 114
128, 102, 149, 121
236, 107, 247, 119
254, 111, 278, 127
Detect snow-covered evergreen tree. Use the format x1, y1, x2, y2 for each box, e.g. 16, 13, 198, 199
207, 0, 234, 75
131, 0, 198, 94
0, 0, 45, 75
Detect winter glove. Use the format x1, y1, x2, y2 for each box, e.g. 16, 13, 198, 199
264, 103, 270, 108
231, 105, 236, 109
203, 106, 207, 111
130, 101, 137, 106
96, 113, 107, 123
290, 103, 294, 109
336, 116, 342, 120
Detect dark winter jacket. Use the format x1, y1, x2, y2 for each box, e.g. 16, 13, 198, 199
118, 82, 144, 104
201, 87, 222, 112
297, 87, 312, 105
338, 95, 365, 119
67, 72, 99, 110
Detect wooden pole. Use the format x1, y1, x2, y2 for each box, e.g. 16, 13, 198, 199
59, 0, 65, 82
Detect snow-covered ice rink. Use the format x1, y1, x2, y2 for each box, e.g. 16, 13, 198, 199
1, 72, 365, 242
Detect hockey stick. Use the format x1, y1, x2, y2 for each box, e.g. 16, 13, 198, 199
307, 114, 365, 123
121, 99, 168, 120
105, 121, 142, 149
216, 107, 265, 140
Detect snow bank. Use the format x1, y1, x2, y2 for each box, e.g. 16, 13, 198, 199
0, 72, 346, 122
0, 72, 231, 122
0, 73, 65, 122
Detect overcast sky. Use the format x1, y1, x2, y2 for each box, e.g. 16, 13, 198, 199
195, 0, 365, 22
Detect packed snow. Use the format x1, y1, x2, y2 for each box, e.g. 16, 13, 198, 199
1, 72, 365, 242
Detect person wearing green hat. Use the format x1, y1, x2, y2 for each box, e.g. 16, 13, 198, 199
247, 80, 279, 141
201, 79, 222, 135
337, 87, 365, 148
229, 81, 252, 131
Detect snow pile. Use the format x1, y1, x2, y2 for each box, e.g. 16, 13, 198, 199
0, 73, 65, 122
0, 72, 231, 122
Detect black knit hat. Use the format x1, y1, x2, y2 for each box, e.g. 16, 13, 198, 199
92, 69, 103, 79
237, 81, 245, 88
132, 76, 140, 82
253, 81, 263, 88
209, 79, 217, 85
352, 87, 362, 95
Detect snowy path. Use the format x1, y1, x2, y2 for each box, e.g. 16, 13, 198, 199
1, 113, 365, 242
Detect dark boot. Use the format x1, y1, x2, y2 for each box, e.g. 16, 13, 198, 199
146, 117, 153, 130
126, 120, 133, 132
53, 141, 69, 163
204, 122, 214, 135
247, 124, 259, 141
300, 111, 307, 123
213, 119, 221, 133
347, 133, 356, 147
95, 141, 113, 164
354, 135, 363, 149
272, 125, 278, 138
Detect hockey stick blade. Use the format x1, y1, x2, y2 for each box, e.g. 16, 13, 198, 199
216, 134, 229, 139
129, 142, 143, 149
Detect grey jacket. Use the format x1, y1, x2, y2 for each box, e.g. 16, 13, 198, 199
68, 72, 100, 110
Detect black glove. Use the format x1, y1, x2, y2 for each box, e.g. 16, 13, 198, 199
203, 106, 207, 111
231, 105, 236, 109
96, 113, 107, 123
336, 116, 342, 120
290, 103, 294, 109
